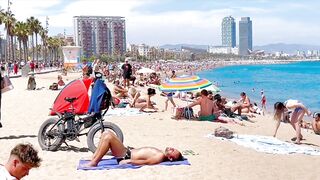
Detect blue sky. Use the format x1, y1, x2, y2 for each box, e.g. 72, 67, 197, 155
1, 0, 320, 46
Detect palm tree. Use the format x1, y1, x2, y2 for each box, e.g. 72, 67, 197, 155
33, 19, 42, 61
3, 11, 16, 62
14, 21, 29, 62
39, 27, 48, 63
27, 16, 36, 60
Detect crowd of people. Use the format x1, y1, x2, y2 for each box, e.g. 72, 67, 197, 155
1, 58, 320, 179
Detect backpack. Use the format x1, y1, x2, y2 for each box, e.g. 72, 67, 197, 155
184, 107, 194, 119
100, 87, 112, 110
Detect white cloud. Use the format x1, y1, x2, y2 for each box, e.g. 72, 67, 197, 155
0, 0, 319, 45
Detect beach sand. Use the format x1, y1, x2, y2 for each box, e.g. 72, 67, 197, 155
1, 72, 320, 180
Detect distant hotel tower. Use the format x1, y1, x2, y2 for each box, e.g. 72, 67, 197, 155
239, 17, 252, 56
221, 16, 236, 48
73, 16, 126, 58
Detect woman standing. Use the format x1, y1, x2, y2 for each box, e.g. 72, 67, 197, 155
273, 100, 311, 144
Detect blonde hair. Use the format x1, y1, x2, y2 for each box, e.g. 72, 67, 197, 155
128, 87, 137, 95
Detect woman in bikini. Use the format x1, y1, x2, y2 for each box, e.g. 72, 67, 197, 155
312, 112, 320, 135
273, 100, 312, 144
133, 88, 158, 112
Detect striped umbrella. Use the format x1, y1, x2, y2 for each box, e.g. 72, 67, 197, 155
159, 75, 213, 92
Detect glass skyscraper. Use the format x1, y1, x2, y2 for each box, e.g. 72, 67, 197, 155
239, 17, 252, 56
221, 16, 236, 48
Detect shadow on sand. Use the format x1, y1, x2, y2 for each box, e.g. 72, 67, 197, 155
58, 145, 90, 153
0, 135, 37, 140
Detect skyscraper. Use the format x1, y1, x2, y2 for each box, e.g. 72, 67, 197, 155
73, 16, 126, 58
221, 16, 236, 48
239, 17, 252, 56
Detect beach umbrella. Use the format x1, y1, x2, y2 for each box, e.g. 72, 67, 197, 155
159, 75, 213, 92
137, 67, 155, 74
193, 84, 221, 93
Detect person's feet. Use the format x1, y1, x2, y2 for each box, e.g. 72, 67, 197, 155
81, 161, 98, 168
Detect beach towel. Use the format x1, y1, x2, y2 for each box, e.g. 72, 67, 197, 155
104, 108, 147, 117
77, 157, 190, 170
207, 134, 320, 155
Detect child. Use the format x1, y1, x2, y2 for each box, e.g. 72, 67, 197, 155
163, 92, 176, 111
57, 75, 65, 86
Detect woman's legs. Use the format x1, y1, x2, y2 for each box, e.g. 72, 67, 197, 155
291, 109, 305, 144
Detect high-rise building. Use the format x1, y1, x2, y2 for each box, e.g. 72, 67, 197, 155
73, 16, 126, 58
239, 17, 252, 56
221, 16, 236, 48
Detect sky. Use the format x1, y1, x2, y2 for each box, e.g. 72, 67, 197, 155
1, 0, 320, 46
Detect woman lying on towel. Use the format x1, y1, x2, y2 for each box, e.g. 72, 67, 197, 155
83, 131, 183, 167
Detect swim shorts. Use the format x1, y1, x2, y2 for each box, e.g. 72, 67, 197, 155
199, 114, 216, 122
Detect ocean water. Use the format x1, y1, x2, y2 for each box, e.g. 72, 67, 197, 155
197, 61, 320, 113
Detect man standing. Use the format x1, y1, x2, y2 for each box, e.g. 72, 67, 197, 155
121, 60, 132, 89
0, 143, 42, 179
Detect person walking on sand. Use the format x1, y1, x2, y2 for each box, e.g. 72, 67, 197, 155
163, 92, 176, 111
0, 143, 41, 180
273, 100, 312, 144
85, 131, 183, 167
261, 90, 266, 115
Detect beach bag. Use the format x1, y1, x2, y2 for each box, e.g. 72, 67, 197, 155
184, 107, 194, 119
49, 83, 58, 90
214, 126, 234, 139
1, 75, 14, 93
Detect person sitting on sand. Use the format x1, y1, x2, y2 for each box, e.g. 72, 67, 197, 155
27, 74, 36, 90
85, 131, 183, 167
57, 75, 65, 86
231, 92, 251, 115
0, 143, 41, 180
273, 100, 312, 144
186, 89, 215, 121
131, 88, 158, 112
113, 80, 128, 98
128, 87, 141, 107
312, 112, 320, 135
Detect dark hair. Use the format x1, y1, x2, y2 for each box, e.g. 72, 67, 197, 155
240, 92, 246, 96
208, 90, 213, 95
274, 102, 285, 110
175, 152, 184, 161
147, 88, 156, 95
200, 89, 208, 96
11, 143, 41, 168
313, 112, 320, 118
213, 94, 221, 100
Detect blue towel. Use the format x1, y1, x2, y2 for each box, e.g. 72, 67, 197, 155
88, 79, 107, 113
77, 157, 190, 170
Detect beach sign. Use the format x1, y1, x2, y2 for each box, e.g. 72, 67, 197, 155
62, 46, 81, 67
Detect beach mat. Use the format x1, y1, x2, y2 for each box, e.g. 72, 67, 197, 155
207, 134, 320, 155
104, 108, 145, 117
77, 157, 190, 170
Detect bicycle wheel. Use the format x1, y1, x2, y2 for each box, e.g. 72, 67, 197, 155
38, 118, 65, 151
87, 122, 123, 153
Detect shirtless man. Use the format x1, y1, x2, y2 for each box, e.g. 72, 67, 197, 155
231, 92, 251, 115
85, 131, 183, 167
312, 112, 320, 135
186, 89, 215, 121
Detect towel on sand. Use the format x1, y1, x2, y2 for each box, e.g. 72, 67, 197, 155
207, 134, 320, 155
77, 157, 190, 170
104, 108, 145, 117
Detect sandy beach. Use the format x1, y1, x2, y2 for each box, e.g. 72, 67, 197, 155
1, 71, 320, 180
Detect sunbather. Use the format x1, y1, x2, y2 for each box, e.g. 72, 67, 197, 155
133, 88, 158, 111
273, 100, 312, 144
113, 80, 128, 98
312, 112, 320, 135
231, 92, 251, 115
128, 87, 141, 107
85, 131, 183, 167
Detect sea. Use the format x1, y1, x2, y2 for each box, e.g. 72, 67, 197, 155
197, 61, 320, 114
